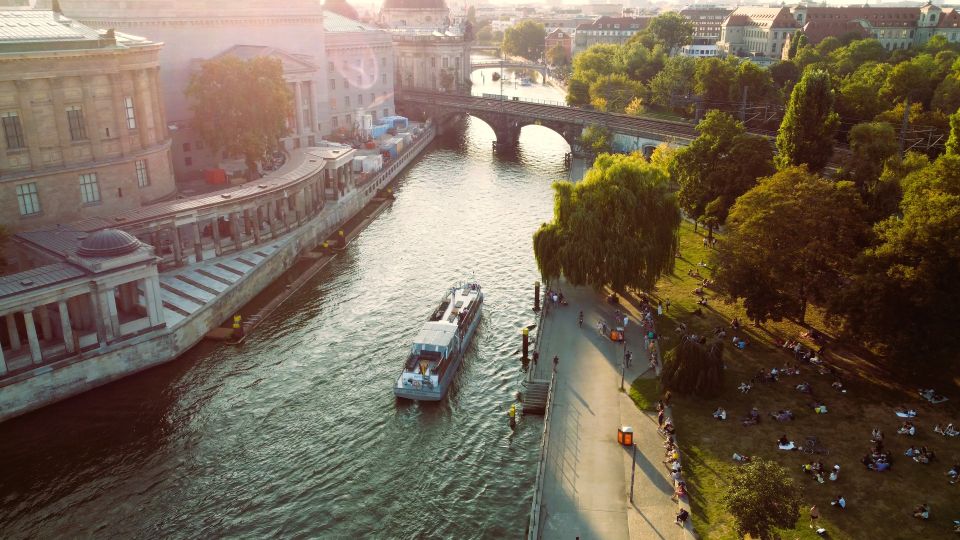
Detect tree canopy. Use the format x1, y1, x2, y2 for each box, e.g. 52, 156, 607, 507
714, 166, 868, 323
187, 55, 292, 177
726, 458, 802, 540
645, 12, 693, 53
532, 152, 680, 291
662, 338, 724, 397
502, 21, 546, 61
948, 107, 960, 155
670, 111, 773, 230
775, 69, 840, 172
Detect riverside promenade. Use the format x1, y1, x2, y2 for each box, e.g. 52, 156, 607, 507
530, 283, 685, 540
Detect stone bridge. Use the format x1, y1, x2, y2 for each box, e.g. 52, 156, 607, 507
470, 61, 549, 82
397, 90, 702, 156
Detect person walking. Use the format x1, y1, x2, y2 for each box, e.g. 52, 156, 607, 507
809, 505, 820, 528
578, 310, 583, 327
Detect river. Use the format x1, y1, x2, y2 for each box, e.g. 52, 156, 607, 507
0, 78, 575, 538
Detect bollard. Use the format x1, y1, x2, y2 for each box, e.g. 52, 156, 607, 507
534, 281, 540, 312
232, 314, 244, 340
522, 327, 529, 360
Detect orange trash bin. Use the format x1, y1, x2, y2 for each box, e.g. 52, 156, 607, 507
617, 426, 634, 446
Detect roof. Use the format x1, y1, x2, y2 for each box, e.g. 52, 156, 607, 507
803, 7, 918, 28
0, 263, 86, 300
546, 28, 570, 39
323, 10, 381, 32
680, 7, 732, 18
724, 7, 797, 29
0, 10, 100, 42
937, 8, 960, 28
214, 45, 317, 72
381, 0, 447, 10
413, 321, 457, 348
801, 19, 868, 44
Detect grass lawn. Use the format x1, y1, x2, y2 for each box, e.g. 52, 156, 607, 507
629, 376, 659, 412
633, 220, 960, 540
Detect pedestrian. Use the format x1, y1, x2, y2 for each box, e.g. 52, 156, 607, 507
596, 319, 602, 335
664, 391, 672, 408
657, 303, 663, 316
809, 505, 820, 528
657, 409, 665, 427
578, 310, 583, 327
666, 299, 671, 312
553, 355, 559, 368
623, 315, 629, 328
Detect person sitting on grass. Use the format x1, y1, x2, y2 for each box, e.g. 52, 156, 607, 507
738, 382, 752, 394
895, 407, 917, 418
946, 464, 960, 485
813, 402, 828, 414
742, 408, 761, 427
905, 446, 919, 458
732, 452, 752, 463
829, 464, 840, 481
675, 508, 689, 526
934, 423, 960, 437
832, 380, 847, 393
898, 421, 917, 436
871, 428, 884, 443
830, 494, 846, 510
778, 435, 796, 450
913, 503, 930, 520
660, 420, 676, 437
914, 446, 936, 464
672, 480, 688, 501
712, 407, 727, 420
771, 410, 795, 422
796, 381, 813, 394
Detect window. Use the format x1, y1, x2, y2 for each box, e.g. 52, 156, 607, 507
135, 159, 149, 187
442, 57, 449, 68
370, 92, 375, 103
185, 156, 193, 166
382, 73, 387, 84
2, 111, 25, 149
124, 96, 136, 129
330, 79, 336, 90
66, 106, 87, 141
358, 94, 363, 105
16, 182, 40, 216
79, 173, 101, 204
330, 98, 337, 108
381, 57, 386, 67
345, 96, 351, 107
328, 61, 334, 72
346, 114, 352, 126
182, 142, 191, 152
332, 116, 339, 128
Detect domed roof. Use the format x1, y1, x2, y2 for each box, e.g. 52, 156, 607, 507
77, 229, 142, 258
382, 0, 446, 10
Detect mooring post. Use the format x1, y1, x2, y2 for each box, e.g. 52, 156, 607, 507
522, 327, 529, 360
534, 280, 540, 312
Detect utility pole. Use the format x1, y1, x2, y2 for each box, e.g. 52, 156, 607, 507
739, 86, 748, 123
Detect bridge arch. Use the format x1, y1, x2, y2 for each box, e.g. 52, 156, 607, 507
468, 60, 548, 82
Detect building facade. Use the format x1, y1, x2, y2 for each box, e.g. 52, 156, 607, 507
718, 7, 798, 58
0, 9, 175, 232
572, 16, 651, 56
545, 28, 573, 61
680, 6, 732, 43
790, 4, 960, 52
381, 0, 472, 92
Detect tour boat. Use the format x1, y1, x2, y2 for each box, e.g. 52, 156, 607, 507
394, 282, 484, 401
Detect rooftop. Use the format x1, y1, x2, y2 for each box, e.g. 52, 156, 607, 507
323, 9, 382, 33
0, 10, 154, 53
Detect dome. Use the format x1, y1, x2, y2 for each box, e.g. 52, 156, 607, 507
77, 229, 142, 258
381, 0, 446, 10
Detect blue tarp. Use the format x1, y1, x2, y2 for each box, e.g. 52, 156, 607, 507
380, 115, 408, 130
371, 124, 391, 139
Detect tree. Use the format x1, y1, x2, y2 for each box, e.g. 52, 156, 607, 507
948, 108, 960, 155
836, 63, 891, 125
502, 21, 546, 61
726, 458, 802, 540
646, 12, 693, 53
694, 57, 736, 105
733, 61, 775, 104
828, 38, 887, 76
931, 74, 960, 114
532, 152, 680, 291
546, 43, 569, 67
661, 338, 724, 397
670, 111, 774, 231
625, 97, 645, 116
775, 69, 840, 172
572, 43, 619, 78
881, 57, 936, 108
846, 121, 899, 196
786, 31, 807, 59
815, 36, 842, 56
714, 166, 868, 323
438, 69, 455, 92
618, 41, 665, 83
323, 0, 358, 20
187, 55, 292, 177
648, 56, 695, 111
769, 61, 800, 93
567, 77, 591, 106
831, 155, 960, 362
580, 125, 612, 154
589, 74, 645, 113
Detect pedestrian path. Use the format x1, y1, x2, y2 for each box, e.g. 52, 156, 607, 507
532, 283, 684, 540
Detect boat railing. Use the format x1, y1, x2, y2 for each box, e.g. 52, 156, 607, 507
526, 365, 557, 540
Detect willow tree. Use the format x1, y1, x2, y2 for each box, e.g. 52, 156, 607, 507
532, 153, 680, 291
187, 55, 292, 177
661, 338, 724, 397
775, 69, 839, 172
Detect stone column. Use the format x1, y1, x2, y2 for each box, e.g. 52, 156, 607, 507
0, 338, 6, 376
22, 310, 42, 364
251, 207, 262, 244
192, 221, 204, 262
98, 288, 120, 339
14, 80, 43, 170
133, 69, 153, 149
109, 73, 131, 156
58, 300, 76, 354
267, 202, 277, 238
36, 305, 52, 341
294, 81, 305, 141
211, 217, 223, 256
230, 212, 243, 251
117, 282, 135, 313
170, 225, 183, 266
81, 75, 105, 160
5, 313, 20, 350
148, 67, 166, 141
144, 276, 164, 327
48, 78, 74, 154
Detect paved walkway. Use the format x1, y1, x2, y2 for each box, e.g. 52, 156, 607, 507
533, 283, 684, 540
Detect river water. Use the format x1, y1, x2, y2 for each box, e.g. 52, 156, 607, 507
0, 80, 575, 538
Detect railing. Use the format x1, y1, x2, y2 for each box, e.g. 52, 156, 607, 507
527, 365, 558, 540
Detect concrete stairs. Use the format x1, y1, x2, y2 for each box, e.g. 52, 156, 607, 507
522, 379, 551, 415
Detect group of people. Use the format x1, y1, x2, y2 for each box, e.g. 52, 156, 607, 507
801, 461, 840, 483
658, 396, 692, 527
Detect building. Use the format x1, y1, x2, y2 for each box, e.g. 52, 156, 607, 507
0, 9, 175, 232
64, 0, 396, 181
572, 16, 651, 56
381, 0, 472, 92
545, 28, 573, 61
789, 4, 960, 52
718, 7, 798, 58
680, 6, 732, 42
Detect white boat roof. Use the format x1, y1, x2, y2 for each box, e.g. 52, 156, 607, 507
414, 321, 458, 348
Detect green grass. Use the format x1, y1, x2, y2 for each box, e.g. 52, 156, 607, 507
629, 220, 960, 540
628, 376, 660, 411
